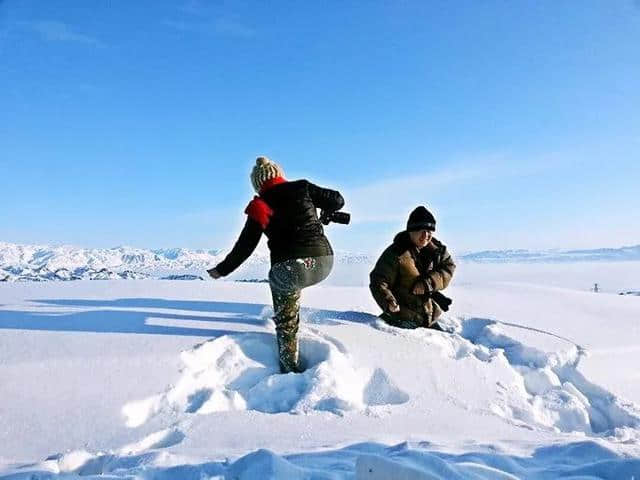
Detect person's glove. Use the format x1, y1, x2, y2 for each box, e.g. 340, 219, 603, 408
207, 268, 221, 279
411, 277, 433, 296
319, 210, 331, 225
387, 299, 400, 313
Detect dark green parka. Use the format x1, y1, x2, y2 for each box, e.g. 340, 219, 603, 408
369, 232, 456, 328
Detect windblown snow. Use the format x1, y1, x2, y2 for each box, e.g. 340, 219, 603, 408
1, 261, 640, 479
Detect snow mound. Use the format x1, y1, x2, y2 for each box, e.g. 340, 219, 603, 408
225, 448, 309, 479
123, 331, 409, 426
119, 427, 186, 455
370, 314, 640, 440
6, 440, 638, 479
352, 441, 640, 480
454, 317, 640, 438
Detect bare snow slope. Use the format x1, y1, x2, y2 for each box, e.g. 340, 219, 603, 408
1, 275, 639, 479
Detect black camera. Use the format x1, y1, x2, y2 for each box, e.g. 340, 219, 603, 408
431, 291, 452, 312
320, 210, 351, 225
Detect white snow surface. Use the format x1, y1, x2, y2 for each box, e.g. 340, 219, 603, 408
1, 263, 640, 479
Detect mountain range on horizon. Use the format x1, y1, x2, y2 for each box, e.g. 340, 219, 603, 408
1, 241, 640, 283
460, 244, 640, 263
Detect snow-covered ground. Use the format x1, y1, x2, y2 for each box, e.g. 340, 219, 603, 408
1, 263, 640, 479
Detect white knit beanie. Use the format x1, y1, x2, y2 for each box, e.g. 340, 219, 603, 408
250, 156, 285, 193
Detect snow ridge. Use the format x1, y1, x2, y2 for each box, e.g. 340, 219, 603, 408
5, 441, 639, 480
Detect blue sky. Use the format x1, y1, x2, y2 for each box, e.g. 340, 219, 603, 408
2, 1, 640, 254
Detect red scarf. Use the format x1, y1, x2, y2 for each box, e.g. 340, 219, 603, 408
259, 176, 286, 194
245, 177, 287, 229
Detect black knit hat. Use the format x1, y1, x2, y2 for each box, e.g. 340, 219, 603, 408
406, 206, 436, 232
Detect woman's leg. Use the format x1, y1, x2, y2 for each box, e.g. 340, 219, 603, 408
269, 256, 333, 373
271, 287, 302, 373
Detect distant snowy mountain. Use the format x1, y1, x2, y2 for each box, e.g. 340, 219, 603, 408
0, 242, 373, 283
2, 241, 640, 282
0, 242, 262, 282
461, 244, 640, 263
334, 251, 372, 265
160, 274, 206, 281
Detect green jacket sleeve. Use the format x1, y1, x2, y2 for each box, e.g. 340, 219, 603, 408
369, 247, 399, 312
426, 246, 456, 291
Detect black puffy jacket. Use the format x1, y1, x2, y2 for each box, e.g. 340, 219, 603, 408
215, 180, 344, 276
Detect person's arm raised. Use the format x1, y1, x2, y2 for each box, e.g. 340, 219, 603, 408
307, 181, 345, 213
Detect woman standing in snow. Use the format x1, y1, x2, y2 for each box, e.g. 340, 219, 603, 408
207, 157, 345, 373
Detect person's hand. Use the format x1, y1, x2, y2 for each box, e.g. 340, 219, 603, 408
412, 278, 432, 296
387, 299, 400, 313
207, 268, 221, 279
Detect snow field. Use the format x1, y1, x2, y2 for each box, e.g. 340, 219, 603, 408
1, 277, 640, 478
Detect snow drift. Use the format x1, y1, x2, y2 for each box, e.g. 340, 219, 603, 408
1, 270, 640, 478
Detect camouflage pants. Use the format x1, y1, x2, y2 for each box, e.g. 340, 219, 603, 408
269, 255, 333, 373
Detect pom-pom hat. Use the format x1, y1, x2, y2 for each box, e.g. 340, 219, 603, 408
250, 156, 285, 193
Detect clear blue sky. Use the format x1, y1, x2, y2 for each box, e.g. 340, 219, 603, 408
2, 1, 640, 254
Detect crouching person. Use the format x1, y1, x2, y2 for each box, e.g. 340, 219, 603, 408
369, 206, 455, 330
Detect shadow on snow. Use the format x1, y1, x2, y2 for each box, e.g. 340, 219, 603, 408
0, 298, 379, 337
